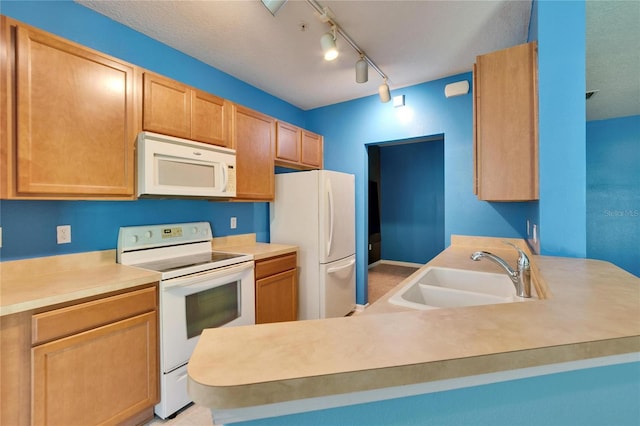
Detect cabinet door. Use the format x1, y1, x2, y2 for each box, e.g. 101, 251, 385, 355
32, 311, 158, 426
301, 130, 323, 168
232, 104, 275, 200
191, 90, 230, 147
143, 72, 191, 139
275, 121, 301, 163
256, 269, 297, 324
14, 24, 137, 197
474, 42, 538, 201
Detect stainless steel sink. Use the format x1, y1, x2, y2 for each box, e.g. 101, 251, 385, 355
388, 266, 529, 310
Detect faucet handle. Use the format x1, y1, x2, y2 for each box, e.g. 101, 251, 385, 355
502, 241, 530, 268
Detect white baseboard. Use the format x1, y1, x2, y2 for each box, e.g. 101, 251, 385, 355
354, 303, 369, 313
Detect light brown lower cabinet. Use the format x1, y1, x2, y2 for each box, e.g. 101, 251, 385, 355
0, 285, 159, 426
255, 253, 298, 324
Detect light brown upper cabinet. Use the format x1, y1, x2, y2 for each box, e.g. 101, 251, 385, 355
301, 130, 323, 169
142, 72, 230, 147
473, 41, 539, 201
0, 17, 139, 199
231, 104, 275, 201
275, 121, 323, 170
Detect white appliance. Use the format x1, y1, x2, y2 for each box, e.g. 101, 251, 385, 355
270, 170, 356, 320
137, 131, 237, 198
117, 222, 254, 419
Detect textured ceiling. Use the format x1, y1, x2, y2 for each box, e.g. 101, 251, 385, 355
586, 0, 640, 121
77, 1, 638, 120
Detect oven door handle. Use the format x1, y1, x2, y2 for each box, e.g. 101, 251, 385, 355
162, 261, 254, 290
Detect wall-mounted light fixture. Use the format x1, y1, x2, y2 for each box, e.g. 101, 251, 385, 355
393, 95, 405, 108
260, 0, 288, 16
320, 25, 339, 61
355, 55, 368, 83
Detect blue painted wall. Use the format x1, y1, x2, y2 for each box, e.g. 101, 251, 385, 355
2, 1, 637, 425
235, 362, 640, 426
379, 140, 445, 264
0, 0, 303, 260
587, 115, 640, 277
535, 0, 587, 257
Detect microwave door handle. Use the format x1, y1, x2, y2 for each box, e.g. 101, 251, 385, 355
221, 162, 228, 191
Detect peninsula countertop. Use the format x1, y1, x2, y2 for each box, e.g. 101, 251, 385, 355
188, 236, 640, 414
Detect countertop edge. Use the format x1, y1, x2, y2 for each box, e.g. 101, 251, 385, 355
189, 336, 640, 410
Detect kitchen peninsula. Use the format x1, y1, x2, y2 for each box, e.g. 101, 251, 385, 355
187, 236, 640, 424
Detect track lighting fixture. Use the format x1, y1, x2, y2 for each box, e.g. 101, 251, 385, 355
378, 79, 391, 103
355, 55, 368, 83
320, 25, 338, 61
307, 0, 391, 102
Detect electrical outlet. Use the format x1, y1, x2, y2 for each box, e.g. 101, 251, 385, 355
57, 225, 71, 244
230, 217, 237, 229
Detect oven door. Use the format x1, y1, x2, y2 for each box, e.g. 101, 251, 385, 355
160, 260, 255, 373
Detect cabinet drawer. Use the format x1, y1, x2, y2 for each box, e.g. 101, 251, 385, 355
32, 286, 157, 345
255, 253, 297, 280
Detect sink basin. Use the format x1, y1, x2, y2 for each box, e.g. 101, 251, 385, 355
388, 266, 527, 310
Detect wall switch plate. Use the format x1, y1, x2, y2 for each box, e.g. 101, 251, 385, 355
57, 225, 71, 244
230, 217, 237, 229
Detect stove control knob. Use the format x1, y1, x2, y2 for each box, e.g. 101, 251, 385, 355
144, 231, 152, 239
130, 235, 139, 244
191, 227, 198, 235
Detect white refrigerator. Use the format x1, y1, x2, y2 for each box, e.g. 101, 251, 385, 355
270, 170, 356, 320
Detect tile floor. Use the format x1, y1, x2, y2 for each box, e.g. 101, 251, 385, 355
145, 262, 417, 425
145, 403, 214, 426
367, 262, 419, 304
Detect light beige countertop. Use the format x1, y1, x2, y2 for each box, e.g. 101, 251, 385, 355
212, 234, 297, 260
188, 236, 640, 417
0, 250, 161, 316
0, 235, 295, 317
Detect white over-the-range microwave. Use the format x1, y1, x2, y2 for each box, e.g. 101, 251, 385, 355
137, 131, 236, 198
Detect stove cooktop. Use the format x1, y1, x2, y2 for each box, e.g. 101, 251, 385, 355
132, 252, 247, 274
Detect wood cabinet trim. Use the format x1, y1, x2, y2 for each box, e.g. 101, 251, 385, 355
31, 311, 158, 425
255, 269, 298, 324
143, 71, 192, 140
275, 121, 301, 163
255, 253, 297, 280
301, 130, 323, 168
232, 103, 275, 201
31, 286, 157, 345
4, 18, 138, 199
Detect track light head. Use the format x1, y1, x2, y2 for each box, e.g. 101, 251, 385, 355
355, 56, 368, 83
320, 25, 338, 61
378, 79, 391, 103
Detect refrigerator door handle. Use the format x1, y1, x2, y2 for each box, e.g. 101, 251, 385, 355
327, 259, 356, 276
326, 178, 334, 257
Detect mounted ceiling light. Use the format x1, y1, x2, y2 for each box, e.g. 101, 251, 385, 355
320, 25, 338, 61
378, 79, 391, 103
260, 0, 288, 16
355, 55, 368, 83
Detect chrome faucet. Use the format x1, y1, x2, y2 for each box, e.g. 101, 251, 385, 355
470, 242, 531, 298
